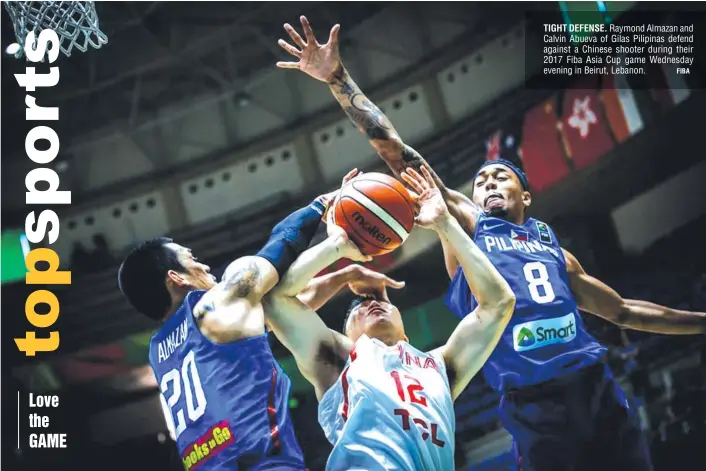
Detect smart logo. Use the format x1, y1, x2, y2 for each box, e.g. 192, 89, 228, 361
512, 313, 577, 352
516, 327, 536, 348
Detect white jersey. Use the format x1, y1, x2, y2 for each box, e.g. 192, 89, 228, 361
318, 335, 455, 471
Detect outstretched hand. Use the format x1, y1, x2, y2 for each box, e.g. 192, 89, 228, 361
348, 265, 404, 301
401, 167, 450, 230
276, 16, 342, 83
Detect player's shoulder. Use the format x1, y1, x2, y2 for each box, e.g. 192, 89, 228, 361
423, 344, 447, 368
191, 288, 217, 319
191, 287, 268, 344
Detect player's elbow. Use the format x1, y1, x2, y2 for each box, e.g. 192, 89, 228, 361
497, 293, 516, 321
483, 290, 516, 325
482, 281, 516, 315
613, 303, 633, 329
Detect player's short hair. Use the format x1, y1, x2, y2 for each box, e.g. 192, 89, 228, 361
118, 237, 185, 321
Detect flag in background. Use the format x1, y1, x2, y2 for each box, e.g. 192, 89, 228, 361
559, 76, 615, 170
485, 117, 524, 170
601, 72, 644, 143
520, 96, 571, 192
485, 131, 501, 161
646, 63, 692, 110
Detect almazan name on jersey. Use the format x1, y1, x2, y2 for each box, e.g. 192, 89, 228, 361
158, 318, 189, 363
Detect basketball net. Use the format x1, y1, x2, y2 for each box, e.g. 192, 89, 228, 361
3, 1, 108, 58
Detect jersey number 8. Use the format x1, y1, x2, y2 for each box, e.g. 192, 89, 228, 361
523, 262, 556, 304
159, 350, 208, 439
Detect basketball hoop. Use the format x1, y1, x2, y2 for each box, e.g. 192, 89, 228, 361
3, 1, 108, 58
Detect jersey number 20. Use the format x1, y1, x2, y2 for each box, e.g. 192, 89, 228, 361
523, 262, 556, 304
160, 350, 208, 439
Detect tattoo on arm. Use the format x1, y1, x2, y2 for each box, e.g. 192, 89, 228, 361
328, 67, 448, 192
330, 71, 392, 141
194, 301, 216, 321
223, 260, 261, 298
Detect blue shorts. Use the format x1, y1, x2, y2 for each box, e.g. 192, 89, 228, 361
499, 363, 653, 471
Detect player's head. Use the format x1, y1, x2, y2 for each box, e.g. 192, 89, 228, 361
118, 237, 217, 321
343, 291, 408, 346
471, 159, 531, 223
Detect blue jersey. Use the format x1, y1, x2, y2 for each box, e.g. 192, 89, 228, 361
445, 214, 606, 392
149, 290, 305, 471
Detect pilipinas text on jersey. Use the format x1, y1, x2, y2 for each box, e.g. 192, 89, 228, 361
148, 290, 305, 471
445, 215, 606, 391
318, 335, 456, 471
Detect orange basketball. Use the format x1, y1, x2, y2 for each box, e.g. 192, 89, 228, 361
333, 173, 415, 256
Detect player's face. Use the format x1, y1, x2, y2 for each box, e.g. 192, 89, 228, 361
472, 164, 531, 221
166, 243, 217, 291
346, 297, 407, 346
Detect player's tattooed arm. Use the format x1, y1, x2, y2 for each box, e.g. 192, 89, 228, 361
275, 17, 479, 234
194, 257, 278, 343
220, 256, 279, 303
327, 67, 480, 228
564, 249, 706, 335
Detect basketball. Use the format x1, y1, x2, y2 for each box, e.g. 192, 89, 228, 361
333, 173, 416, 256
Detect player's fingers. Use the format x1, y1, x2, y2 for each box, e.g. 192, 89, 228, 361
342, 168, 359, 185
278, 39, 302, 58
405, 167, 425, 187
385, 278, 405, 289
414, 215, 430, 226
276, 61, 300, 69
401, 172, 424, 194
284, 23, 306, 48
420, 166, 437, 188
327, 202, 341, 229
329, 24, 341, 45
300, 16, 318, 45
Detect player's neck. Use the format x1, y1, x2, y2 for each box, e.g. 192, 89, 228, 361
371, 333, 402, 347
493, 211, 525, 226
162, 293, 188, 322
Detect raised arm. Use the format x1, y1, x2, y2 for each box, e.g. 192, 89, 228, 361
264, 230, 362, 398
564, 249, 705, 335
276, 16, 480, 278
194, 194, 330, 342
220, 189, 336, 300
403, 168, 515, 400
325, 66, 479, 231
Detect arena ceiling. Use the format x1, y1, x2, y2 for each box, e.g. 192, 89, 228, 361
2, 1, 507, 160
2, 2, 392, 154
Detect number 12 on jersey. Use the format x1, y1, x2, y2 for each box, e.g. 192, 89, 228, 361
160, 350, 208, 439
390, 371, 445, 447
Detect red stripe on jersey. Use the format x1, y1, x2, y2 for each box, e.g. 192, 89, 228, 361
267, 366, 281, 453
341, 365, 351, 422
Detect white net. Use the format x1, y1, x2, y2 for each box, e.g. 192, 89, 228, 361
3, 1, 107, 58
